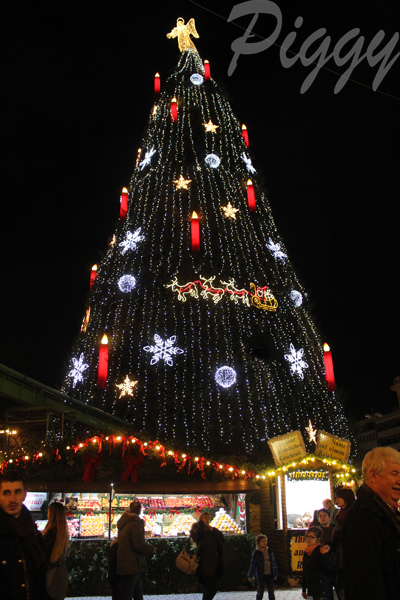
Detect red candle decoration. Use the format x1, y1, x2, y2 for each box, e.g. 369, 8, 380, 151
98, 334, 109, 389
242, 124, 249, 147
90, 264, 97, 289
191, 211, 200, 251
323, 343, 336, 392
204, 60, 210, 81
154, 72, 160, 94
246, 180, 256, 212
120, 187, 128, 220
170, 97, 177, 122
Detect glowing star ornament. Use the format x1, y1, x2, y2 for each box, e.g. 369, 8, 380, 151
266, 238, 287, 262
173, 175, 191, 190
116, 376, 138, 398
118, 275, 136, 293
144, 334, 184, 366
284, 344, 309, 379
119, 228, 144, 254
203, 120, 219, 133
290, 290, 303, 307
205, 154, 220, 168
215, 366, 237, 388
139, 146, 156, 170
221, 202, 239, 220
306, 420, 318, 444
242, 153, 256, 173
69, 353, 89, 388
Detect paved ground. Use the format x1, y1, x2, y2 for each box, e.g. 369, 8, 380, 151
67, 589, 302, 600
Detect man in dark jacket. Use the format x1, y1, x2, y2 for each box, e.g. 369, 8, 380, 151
117, 501, 155, 600
343, 446, 400, 600
0, 470, 48, 600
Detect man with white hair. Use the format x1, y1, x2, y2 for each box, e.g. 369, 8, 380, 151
343, 446, 400, 599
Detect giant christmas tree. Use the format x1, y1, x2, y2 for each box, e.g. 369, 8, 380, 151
62, 19, 349, 460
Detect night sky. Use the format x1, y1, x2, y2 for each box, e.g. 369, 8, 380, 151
2, 1, 400, 423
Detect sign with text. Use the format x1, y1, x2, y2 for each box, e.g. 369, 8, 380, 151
315, 430, 351, 463
23, 492, 47, 512
268, 430, 307, 466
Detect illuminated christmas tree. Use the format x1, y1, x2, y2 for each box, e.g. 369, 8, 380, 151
62, 19, 349, 458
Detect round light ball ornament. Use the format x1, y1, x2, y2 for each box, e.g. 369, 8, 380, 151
215, 366, 237, 388
205, 154, 221, 168
190, 73, 204, 85
118, 275, 136, 293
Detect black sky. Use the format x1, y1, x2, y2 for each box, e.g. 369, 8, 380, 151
2, 1, 400, 422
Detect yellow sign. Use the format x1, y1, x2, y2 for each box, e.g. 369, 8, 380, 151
268, 431, 307, 466
315, 430, 351, 463
289, 531, 305, 572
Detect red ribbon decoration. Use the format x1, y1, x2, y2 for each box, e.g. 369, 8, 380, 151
193, 457, 206, 479
120, 452, 144, 483
177, 454, 191, 474
169, 508, 180, 518
51, 448, 61, 462
32, 451, 42, 464
82, 454, 103, 482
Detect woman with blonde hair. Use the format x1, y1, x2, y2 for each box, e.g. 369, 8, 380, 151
42, 502, 70, 600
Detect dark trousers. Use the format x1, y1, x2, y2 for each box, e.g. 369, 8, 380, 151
120, 573, 143, 600
256, 574, 275, 600
202, 574, 218, 600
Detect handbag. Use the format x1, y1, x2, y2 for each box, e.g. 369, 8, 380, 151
175, 545, 198, 575
46, 565, 69, 600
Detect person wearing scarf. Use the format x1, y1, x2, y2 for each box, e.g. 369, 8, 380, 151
343, 447, 400, 600
0, 470, 48, 600
302, 526, 334, 600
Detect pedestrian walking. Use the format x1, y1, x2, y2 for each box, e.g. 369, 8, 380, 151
117, 501, 155, 600
248, 534, 278, 600
191, 512, 225, 600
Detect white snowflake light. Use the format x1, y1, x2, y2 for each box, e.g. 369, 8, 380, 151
119, 228, 144, 255
284, 344, 309, 379
144, 334, 184, 366
290, 290, 303, 307
190, 73, 204, 85
139, 146, 156, 170
118, 275, 136, 293
205, 154, 221, 168
266, 238, 287, 262
242, 153, 256, 173
68, 353, 89, 388
215, 366, 237, 388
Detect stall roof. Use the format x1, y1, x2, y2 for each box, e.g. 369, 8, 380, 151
26, 479, 261, 494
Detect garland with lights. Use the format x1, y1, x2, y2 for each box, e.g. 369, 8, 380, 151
0, 431, 359, 488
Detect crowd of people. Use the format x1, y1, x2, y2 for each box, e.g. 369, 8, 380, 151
1, 445, 399, 600
301, 446, 400, 600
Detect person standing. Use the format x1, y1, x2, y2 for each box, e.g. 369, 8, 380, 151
330, 488, 355, 600
343, 446, 400, 600
322, 499, 338, 524
117, 501, 155, 600
191, 512, 225, 600
302, 526, 334, 600
317, 509, 334, 546
42, 502, 70, 600
248, 534, 278, 600
0, 469, 48, 600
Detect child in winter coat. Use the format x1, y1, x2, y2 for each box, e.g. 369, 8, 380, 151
302, 526, 334, 600
248, 534, 278, 600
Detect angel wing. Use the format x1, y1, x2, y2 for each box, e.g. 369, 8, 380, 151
186, 18, 199, 39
